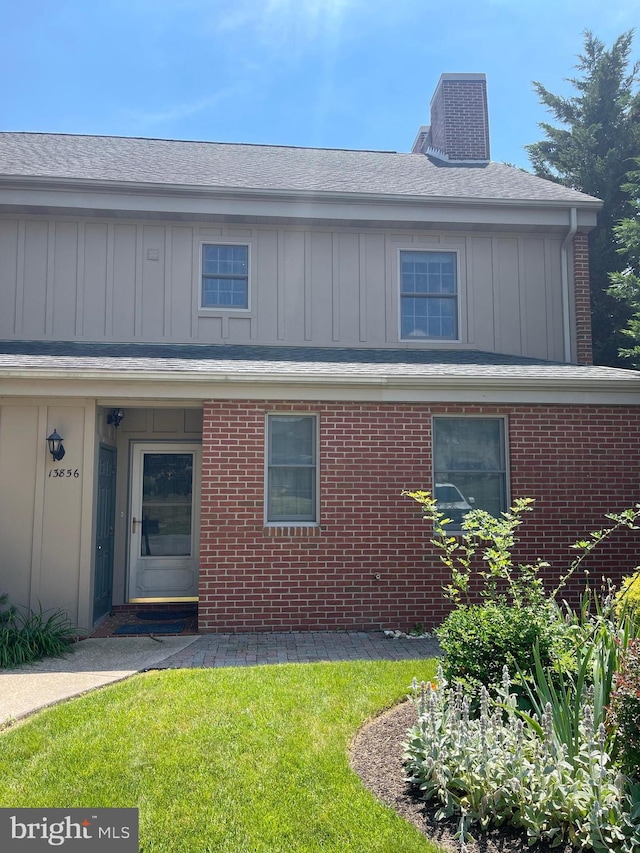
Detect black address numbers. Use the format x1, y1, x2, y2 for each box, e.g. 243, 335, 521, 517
48, 468, 80, 478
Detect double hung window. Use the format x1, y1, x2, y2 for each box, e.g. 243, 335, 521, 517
266, 415, 318, 523
201, 244, 249, 309
400, 250, 458, 339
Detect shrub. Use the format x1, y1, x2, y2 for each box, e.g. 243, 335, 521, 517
615, 569, 640, 624
608, 639, 640, 780
405, 492, 640, 688
404, 668, 640, 851
0, 593, 76, 669
435, 603, 562, 692
404, 492, 640, 610
403, 491, 545, 608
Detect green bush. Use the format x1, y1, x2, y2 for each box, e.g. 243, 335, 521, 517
608, 639, 640, 780
436, 603, 562, 691
616, 569, 640, 624
0, 593, 76, 669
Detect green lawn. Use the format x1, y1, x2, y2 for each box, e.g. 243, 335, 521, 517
0, 659, 441, 853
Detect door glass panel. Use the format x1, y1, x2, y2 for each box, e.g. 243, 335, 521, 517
141, 453, 193, 557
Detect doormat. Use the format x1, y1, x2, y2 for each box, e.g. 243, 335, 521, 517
114, 621, 186, 635
135, 609, 195, 621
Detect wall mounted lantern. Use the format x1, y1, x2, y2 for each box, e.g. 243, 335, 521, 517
46, 429, 66, 461
107, 408, 125, 429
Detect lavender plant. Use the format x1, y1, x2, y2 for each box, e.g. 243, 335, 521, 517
404, 667, 640, 851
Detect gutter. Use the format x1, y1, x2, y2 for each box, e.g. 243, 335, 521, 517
561, 207, 578, 363
0, 175, 603, 211
0, 366, 638, 390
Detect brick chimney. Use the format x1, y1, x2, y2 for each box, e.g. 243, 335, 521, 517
412, 73, 490, 162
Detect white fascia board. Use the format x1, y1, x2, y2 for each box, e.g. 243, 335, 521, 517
1, 369, 639, 405
0, 181, 601, 229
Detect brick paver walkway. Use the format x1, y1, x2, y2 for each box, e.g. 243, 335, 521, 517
153, 632, 440, 669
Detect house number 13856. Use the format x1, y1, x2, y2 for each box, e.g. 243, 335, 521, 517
49, 468, 80, 478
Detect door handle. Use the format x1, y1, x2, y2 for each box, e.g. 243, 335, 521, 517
132, 516, 140, 533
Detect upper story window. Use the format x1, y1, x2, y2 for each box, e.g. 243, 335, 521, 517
201, 244, 249, 309
266, 415, 318, 524
400, 250, 458, 340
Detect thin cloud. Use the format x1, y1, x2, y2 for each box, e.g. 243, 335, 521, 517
212, 0, 356, 47
120, 88, 241, 134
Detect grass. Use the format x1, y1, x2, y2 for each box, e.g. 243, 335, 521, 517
0, 659, 441, 853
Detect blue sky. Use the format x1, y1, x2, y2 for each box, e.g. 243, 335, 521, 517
1, 0, 638, 169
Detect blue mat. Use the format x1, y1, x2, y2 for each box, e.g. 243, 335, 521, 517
135, 610, 195, 621
114, 621, 186, 635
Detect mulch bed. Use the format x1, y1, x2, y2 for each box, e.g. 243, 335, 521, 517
349, 700, 574, 853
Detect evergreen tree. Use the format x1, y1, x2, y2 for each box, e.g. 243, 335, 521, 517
526, 31, 640, 366
608, 165, 640, 366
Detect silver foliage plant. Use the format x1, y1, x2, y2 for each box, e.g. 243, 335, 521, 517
404, 667, 640, 852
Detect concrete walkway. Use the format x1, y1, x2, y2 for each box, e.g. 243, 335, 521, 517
0, 635, 199, 726
0, 632, 440, 726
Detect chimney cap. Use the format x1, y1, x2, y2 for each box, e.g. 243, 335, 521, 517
411, 125, 430, 154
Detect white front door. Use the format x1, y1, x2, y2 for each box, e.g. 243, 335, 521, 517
128, 443, 200, 602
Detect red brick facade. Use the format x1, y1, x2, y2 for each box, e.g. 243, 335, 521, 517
574, 232, 593, 365
429, 75, 490, 161
198, 400, 640, 633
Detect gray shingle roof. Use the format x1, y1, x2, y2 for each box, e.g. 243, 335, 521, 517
0, 132, 600, 205
0, 341, 635, 384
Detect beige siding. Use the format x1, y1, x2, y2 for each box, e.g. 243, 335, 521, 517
0, 216, 568, 359
0, 405, 39, 608
0, 219, 18, 336
336, 232, 360, 345
170, 227, 194, 339
52, 221, 79, 338
0, 401, 96, 630
83, 223, 109, 338
468, 236, 495, 350
494, 238, 522, 355
22, 220, 48, 338
112, 224, 137, 338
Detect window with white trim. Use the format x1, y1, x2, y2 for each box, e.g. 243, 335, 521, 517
201, 244, 249, 309
400, 250, 458, 339
433, 417, 507, 529
266, 415, 318, 523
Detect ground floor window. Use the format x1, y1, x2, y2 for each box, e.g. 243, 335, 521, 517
266, 415, 318, 523
433, 417, 507, 529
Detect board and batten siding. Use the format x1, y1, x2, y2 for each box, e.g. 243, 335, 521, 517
0, 400, 96, 630
0, 217, 566, 360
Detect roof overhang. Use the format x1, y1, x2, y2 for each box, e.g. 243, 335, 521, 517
0, 177, 601, 232
1, 361, 638, 406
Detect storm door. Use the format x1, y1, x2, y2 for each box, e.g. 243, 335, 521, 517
128, 443, 200, 602
93, 445, 116, 623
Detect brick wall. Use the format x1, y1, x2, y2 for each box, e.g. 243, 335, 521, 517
429, 76, 490, 161
198, 400, 640, 633
574, 232, 593, 365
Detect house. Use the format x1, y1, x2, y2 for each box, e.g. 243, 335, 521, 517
1, 73, 639, 635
